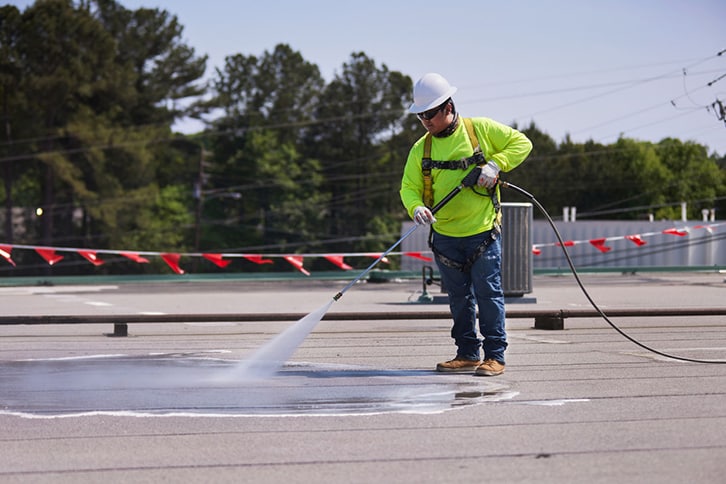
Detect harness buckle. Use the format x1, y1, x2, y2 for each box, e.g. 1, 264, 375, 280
470, 151, 485, 166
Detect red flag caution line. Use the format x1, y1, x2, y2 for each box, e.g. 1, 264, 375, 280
531, 222, 724, 256
0, 243, 435, 276
3, 222, 720, 273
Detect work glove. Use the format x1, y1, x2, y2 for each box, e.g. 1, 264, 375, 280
413, 206, 437, 225
477, 161, 500, 188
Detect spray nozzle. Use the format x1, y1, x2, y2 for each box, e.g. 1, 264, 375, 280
461, 166, 482, 187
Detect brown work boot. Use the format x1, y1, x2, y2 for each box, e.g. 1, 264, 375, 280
475, 359, 505, 376
436, 357, 482, 373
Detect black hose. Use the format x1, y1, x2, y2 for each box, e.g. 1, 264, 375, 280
500, 180, 726, 364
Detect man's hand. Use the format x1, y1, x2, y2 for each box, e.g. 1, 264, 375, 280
413, 206, 437, 225
477, 161, 500, 188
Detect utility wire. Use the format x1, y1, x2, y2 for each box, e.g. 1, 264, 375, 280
3, 54, 724, 163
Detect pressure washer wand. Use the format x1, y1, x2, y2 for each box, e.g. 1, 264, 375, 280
332, 167, 482, 301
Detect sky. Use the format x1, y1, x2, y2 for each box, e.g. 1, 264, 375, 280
10, 0, 726, 155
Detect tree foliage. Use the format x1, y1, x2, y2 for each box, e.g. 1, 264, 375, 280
301, 52, 414, 252
203, 44, 328, 258
0, 0, 205, 274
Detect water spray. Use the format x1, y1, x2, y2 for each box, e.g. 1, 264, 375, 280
234, 168, 482, 379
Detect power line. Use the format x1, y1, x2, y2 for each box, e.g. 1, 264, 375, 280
4, 54, 724, 164
510, 55, 722, 120
599, 107, 702, 142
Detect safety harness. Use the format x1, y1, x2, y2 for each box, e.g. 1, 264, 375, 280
423, 117, 502, 273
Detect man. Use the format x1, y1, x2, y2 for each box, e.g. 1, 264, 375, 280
400, 73, 532, 376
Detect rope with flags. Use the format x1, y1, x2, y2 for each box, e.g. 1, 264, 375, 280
0, 221, 722, 275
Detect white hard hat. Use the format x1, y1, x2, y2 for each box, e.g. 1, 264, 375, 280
409, 73, 457, 113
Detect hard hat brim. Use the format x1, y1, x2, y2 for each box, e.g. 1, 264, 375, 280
408, 86, 457, 114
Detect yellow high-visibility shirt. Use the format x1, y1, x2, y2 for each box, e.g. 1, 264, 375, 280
400, 117, 532, 237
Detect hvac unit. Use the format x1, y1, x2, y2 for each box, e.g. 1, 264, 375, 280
501, 202, 533, 297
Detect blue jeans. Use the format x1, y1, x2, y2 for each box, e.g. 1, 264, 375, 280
432, 229, 507, 364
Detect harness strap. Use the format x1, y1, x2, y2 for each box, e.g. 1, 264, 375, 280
490, 186, 502, 228
422, 118, 481, 208
429, 227, 500, 273
422, 135, 433, 208
463, 117, 480, 154
421, 155, 484, 171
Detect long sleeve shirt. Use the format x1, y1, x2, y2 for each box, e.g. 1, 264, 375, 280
400, 117, 532, 237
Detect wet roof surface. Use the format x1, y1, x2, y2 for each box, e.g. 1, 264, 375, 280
1, 353, 515, 417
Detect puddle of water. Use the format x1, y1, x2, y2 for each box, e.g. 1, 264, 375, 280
0, 353, 516, 418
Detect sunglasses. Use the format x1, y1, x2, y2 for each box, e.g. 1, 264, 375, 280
416, 102, 447, 120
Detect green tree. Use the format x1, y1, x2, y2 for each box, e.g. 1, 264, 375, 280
506, 122, 560, 211
0, 0, 206, 276
551, 138, 671, 220
0, 5, 24, 243
90, 0, 207, 126
655, 138, 724, 220
13, 0, 124, 248
303, 52, 412, 252
205, 44, 327, 256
